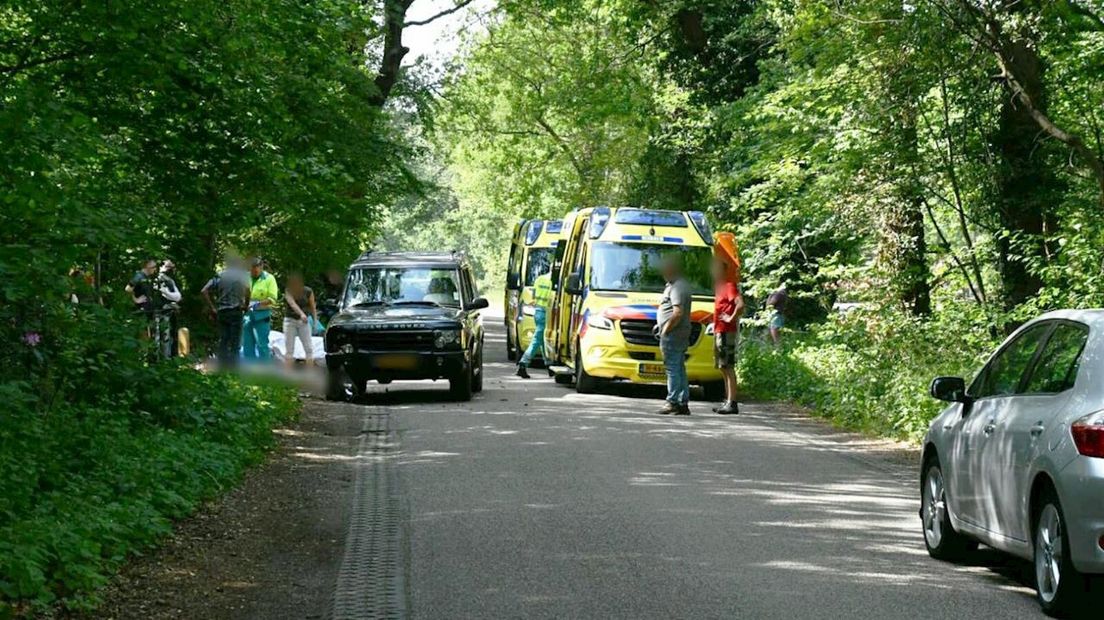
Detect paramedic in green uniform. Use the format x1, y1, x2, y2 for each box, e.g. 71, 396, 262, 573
516, 268, 553, 379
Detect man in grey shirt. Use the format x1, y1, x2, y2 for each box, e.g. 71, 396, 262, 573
202, 255, 252, 368
656, 254, 693, 415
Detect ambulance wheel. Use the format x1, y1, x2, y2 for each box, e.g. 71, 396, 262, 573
506, 330, 517, 362
575, 349, 600, 394
703, 382, 725, 402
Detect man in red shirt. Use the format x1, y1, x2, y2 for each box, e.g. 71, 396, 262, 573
713, 233, 745, 415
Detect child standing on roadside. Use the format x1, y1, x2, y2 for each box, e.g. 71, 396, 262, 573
712, 232, 745, 415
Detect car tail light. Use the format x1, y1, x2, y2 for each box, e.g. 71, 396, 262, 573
1071, 411, 1104, 458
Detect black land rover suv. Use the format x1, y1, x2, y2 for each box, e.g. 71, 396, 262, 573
324, 251, 488, 401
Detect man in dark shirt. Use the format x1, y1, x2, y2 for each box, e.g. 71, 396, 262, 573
202, 256, 252, 367
126, 259, 160, 316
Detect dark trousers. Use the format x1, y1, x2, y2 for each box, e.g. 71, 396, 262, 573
217, 309, 244, 366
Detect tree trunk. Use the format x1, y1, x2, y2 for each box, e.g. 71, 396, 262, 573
993, 37, 1052, 309
369, 0, 415, 107
880, 101, 932, 316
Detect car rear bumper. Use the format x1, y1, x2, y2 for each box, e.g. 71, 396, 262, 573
326, 349, 469, 382
1056, 455, 1104, 574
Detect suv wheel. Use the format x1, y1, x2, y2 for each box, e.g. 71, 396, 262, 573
921, 457, 976, 562
472, 344, 484, 393
326, 368, 360, 402
450, 363, 474, 401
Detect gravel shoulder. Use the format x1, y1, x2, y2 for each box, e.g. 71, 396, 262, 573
71, 397, 364, 620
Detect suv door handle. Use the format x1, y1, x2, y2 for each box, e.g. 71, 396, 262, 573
983, 422, 996, 435
1030, 423, 1046, 437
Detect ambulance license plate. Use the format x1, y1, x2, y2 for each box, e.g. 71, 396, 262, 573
639, 363, 665, 377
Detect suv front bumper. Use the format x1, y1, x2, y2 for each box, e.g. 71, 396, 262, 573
326, 349, 469, 382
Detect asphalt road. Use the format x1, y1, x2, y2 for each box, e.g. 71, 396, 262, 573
92, 319, 1048, 619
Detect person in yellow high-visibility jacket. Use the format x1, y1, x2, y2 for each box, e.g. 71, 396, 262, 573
516, 268, 554, 379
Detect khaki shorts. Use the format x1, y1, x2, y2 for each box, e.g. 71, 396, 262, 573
714, 331, 738, 369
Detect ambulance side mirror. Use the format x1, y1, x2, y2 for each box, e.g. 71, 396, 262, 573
565, 273, 583, 296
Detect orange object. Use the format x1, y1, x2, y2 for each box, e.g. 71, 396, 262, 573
713, 231, 742, 284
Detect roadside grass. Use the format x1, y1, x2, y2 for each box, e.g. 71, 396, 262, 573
738, 309, 993, 443
0, 369, 299, 617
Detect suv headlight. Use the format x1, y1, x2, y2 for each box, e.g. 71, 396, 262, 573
434, 329, 461, 349
327, 330, 350, 353
587, 314, 613, 330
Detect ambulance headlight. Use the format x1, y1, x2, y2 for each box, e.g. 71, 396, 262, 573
587, 315, 613, 330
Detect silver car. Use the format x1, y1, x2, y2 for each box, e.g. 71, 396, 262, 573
921, 310, 1104, 616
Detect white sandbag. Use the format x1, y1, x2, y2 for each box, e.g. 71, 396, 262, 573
269, 330, 324, 361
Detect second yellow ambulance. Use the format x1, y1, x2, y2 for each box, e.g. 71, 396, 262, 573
543, 207, 723, 398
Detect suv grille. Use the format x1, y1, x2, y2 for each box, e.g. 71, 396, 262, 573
353, 330, 435, 351
619, 319, 702, 346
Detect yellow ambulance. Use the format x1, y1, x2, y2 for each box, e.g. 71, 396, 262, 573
503, 219, 563, 361
544, 207, 723, 397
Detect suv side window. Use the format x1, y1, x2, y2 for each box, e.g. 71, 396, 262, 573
1022, 323, 1089, 394
460, 267, 476, 304
969, 323, 1050, 399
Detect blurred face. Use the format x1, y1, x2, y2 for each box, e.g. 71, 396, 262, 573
711, 258, 726, 283
660, 256, 680, 282
250, 264, 262, 278
143, 260, 158, 275
288, 274, 304, 291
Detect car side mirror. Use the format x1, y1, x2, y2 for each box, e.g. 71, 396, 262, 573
930, 376, 969, 404
506, 273, 521, 291
466, 297, 490, 311
565, 273, 583, 296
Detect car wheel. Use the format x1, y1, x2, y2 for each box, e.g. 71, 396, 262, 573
703, 381, 725, 402
450, 365, 473, 401
1035, 489, 1086, 616
472, 344, 484, 393
575, 348, 599, 394
326, 368, 360, 402
921, 457, 976, 562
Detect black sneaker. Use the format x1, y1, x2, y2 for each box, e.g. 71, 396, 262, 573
656, 402, 680, 415
673, 404, 691, 416
516, 365, 530, 379
716, 401, 739, 415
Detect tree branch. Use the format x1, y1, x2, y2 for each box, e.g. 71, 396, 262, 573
405, 0, 478, 27
369, 0, 416, 107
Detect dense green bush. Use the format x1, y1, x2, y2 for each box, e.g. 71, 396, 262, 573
0, 299, 298, 614
739, 306, 997, 442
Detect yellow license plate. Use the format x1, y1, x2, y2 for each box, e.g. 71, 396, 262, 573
639, 363, 665, 376
375, 354, 419, 370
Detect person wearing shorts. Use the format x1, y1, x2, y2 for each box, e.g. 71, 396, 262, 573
712, 233, 745, 415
